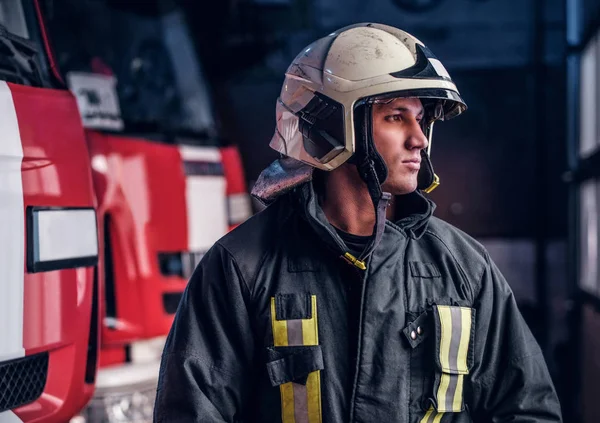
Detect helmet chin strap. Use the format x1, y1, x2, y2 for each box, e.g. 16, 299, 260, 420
343, 103, 391, 270
417, 149, 436, 192
419, 106, 443, 193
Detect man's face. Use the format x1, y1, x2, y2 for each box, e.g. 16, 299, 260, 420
371, 97, 428, 195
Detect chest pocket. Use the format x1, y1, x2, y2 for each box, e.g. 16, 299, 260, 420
405, 305, 475, 422
268, 293, 323, 423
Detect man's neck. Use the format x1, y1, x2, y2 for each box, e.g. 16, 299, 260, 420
319, 166, 376, 237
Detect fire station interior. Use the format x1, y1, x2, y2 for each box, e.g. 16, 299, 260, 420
0, 0, 597, 422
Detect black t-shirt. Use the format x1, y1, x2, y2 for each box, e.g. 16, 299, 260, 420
334, 227, 370, 258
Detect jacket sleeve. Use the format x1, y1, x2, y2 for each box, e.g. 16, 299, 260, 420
469, 253, 562, 422
153, 243, 256, 423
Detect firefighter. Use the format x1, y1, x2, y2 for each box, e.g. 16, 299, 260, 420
154, 23, 562, 422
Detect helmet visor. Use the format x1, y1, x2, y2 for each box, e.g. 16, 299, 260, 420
360, 88, 467, 121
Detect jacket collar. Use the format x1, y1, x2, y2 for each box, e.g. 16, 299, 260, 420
392, 189, 435, 239
291, 181, 435, 260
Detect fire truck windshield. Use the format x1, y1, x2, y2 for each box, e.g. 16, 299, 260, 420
0, 0, 50, 87
0, 0, 29, 38
44, 0, 219, 144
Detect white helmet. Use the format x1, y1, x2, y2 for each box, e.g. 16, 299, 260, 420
270, 22, 466, 193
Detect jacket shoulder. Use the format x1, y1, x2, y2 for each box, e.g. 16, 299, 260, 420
216, 196, 292, 287
423, 216, 489, 294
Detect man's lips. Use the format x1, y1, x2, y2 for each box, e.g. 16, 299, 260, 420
402, 158, 421, 170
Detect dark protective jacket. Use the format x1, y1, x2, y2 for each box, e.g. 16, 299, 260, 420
154, 181, 562, 423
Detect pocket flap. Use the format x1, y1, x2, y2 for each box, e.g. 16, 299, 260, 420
409, 262, 441, 278
432, 305, 475, 375
265, 345, 324, 387
275, 293, 312, 320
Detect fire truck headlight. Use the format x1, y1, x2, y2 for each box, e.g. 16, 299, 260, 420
27, 207, 98, 273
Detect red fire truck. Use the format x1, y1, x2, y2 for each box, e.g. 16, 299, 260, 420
0, 1, 99, 422
43, 1, 251, 421
0, 0, 251, 422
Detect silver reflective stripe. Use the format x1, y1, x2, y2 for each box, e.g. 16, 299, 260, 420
293, 383, 309, 423
287, 319, 304, 346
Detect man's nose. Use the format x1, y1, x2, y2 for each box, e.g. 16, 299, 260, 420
405, 119, 429, 151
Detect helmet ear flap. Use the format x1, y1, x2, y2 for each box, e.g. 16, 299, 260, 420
351, 103, 388, 185
371, 146, 388, 185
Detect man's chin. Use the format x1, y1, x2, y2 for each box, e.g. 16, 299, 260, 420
381, 179, 418, 196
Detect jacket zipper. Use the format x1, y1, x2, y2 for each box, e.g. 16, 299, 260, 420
348, 262, 370, 423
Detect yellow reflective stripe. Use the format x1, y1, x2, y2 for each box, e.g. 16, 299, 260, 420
280, 382, 296, 423
432, 411, 445, 423
419, 406, 435, 423
271, 296, 322, 423
457, 308, 472, 373
420, 406, 446, 423
435, 305, 471, 413
303, 296, 321, 423
453, 374, 464, 411
301, 296, 319, 346
306, 370, 321, 423
271, 298, 292, 422
271, 297, 289, 346
437, 305, 453, 373
436, 372, 451, 412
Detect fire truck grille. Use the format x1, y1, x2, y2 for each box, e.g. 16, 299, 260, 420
0, 353, 49, 412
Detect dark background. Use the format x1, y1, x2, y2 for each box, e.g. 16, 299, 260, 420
184, 0, 568, 238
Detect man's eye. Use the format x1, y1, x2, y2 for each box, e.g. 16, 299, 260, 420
386, 115, 402, 122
